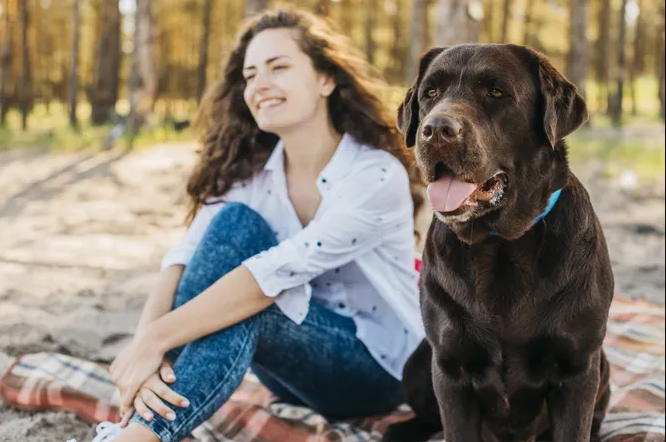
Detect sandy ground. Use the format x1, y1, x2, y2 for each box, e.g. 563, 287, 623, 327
0, 142, 664, 442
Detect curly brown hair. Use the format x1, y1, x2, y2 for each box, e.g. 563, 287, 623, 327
187, 7, 424, 228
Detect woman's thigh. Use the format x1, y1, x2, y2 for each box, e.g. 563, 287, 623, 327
252, 302, 404, 420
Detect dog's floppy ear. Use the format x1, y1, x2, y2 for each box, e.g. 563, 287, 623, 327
537, 55, 589, 148
398, 48, 445, 148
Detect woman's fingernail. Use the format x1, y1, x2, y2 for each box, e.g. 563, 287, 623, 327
181, 400, 190, 408
167, 412, 176, 421
166, 375, 176, 382
144, 412, 153, 420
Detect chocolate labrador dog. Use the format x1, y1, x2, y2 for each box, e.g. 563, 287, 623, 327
383, 45, 614, 442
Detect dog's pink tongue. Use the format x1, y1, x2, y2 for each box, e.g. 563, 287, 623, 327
427, 175, 478, 213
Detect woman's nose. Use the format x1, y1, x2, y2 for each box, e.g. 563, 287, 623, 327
251, 71, 272, 91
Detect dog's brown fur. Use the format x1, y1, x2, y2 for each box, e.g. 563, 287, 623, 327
383, 45, 613, 442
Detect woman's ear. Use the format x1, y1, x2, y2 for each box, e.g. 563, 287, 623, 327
320, 74, 337, 98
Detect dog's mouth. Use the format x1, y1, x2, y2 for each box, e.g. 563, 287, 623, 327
427, 162, 508, 216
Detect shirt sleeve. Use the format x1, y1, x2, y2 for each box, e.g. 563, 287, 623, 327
160, 184, 250, 271
243, 157, 414, 299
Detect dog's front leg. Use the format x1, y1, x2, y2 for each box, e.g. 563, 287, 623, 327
547, 351, 602, 442
433, 365, 483, 442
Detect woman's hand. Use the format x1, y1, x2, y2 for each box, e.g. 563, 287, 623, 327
110, 330, 167, 418
127, 361, 190, 425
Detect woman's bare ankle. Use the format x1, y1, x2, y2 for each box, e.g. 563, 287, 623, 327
113, 422, 161, 442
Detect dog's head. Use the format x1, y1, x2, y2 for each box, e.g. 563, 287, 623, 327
399, 44, 588, 243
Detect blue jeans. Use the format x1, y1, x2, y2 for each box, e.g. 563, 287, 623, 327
132, 203, 403, 442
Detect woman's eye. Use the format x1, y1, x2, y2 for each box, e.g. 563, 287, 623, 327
245, 74, 256, 82
488, 88, 504, 99
426, 88, 438, 98
272, 65, 289, 72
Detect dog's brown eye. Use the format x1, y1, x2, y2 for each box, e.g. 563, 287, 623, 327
489, 88, 504, 99
426, 88, 438, 98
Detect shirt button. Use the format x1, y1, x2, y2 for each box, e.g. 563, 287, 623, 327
338, 303, 346, 309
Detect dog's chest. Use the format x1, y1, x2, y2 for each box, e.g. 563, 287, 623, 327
427, 238, 589, 424
433, 320, 583, 430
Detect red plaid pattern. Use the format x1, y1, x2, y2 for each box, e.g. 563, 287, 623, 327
2, 296, 664, 441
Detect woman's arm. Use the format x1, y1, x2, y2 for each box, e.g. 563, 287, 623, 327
112, 264, 272, 414
134, 265, 185, 337
145, 264, 273, 355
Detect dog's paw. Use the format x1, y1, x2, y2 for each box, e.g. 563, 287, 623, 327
382, 418, 441, 442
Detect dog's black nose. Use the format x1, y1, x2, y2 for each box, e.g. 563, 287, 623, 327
421, 116, 463, 142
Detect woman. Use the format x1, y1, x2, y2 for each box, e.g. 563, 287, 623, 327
73, 8, 425, 442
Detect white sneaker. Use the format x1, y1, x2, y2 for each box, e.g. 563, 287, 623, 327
66, 421, 123, 442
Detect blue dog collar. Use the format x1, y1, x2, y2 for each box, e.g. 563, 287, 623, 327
490, 189, 563, 237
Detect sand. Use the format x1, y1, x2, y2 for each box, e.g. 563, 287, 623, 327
0, 142, 664, 442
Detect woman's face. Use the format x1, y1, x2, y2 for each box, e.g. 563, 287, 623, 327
243, 28, 336, 135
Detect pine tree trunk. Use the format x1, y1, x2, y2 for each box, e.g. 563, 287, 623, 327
659, 7, 665, 121
632, 0, 646, 73
406, 0, 429, 83
365, 0, 378, 64
610, 0, 629, 126
484, 0, 495, 42
91, 0, 121, 125
339, 0, 353, 36
630, 0, 645, 116
314, 0, 329, 16
568, 0, 589, 100
501, 0, 512, 43
390, 0, 405, 83
596, 0, 611, 113
128, 0, 157, 145
19, 0, 30, 131
659, 46, 666, 120
523, 0, 535, 46
196, 0, 212, 103
69, 0, 81, 129
434, 0, 480, 46
245, 0, 268, 18
0, 0, 11, 126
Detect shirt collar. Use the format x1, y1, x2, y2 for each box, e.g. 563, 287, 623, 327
264, 133, 360, 193
264, 139, 286, 172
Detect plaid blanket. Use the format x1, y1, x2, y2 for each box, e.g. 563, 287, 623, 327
1, 297, 664, 442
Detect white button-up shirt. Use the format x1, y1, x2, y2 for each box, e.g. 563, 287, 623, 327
161, 134, 425, 379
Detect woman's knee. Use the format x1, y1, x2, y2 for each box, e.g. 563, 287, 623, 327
170, 205, 276, 314
203, 202, 277, 257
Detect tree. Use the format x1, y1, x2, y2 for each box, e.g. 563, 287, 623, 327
314, 0, 329, 16
610, 0, 629, 126
91, 0, 121, 125
595, 0, 612, 112
434, 0, 481, 46
19, 0, 29, 131
568, 0, 589, 100
406, 0, 430, 83
630, 0, 645, 116
389, 0, 406, 83
501, 0, 512, 43
196, 0, 213, 103
69, 0, 81, 129
128, 0, 157, 144
0, 0, 10, 126
659, 4, 665, 120
523, 0, 536, 46
365, 0, 378, 63
483, 0, 496, 42
659, 36, 666, 120
245, 0, 268, 18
